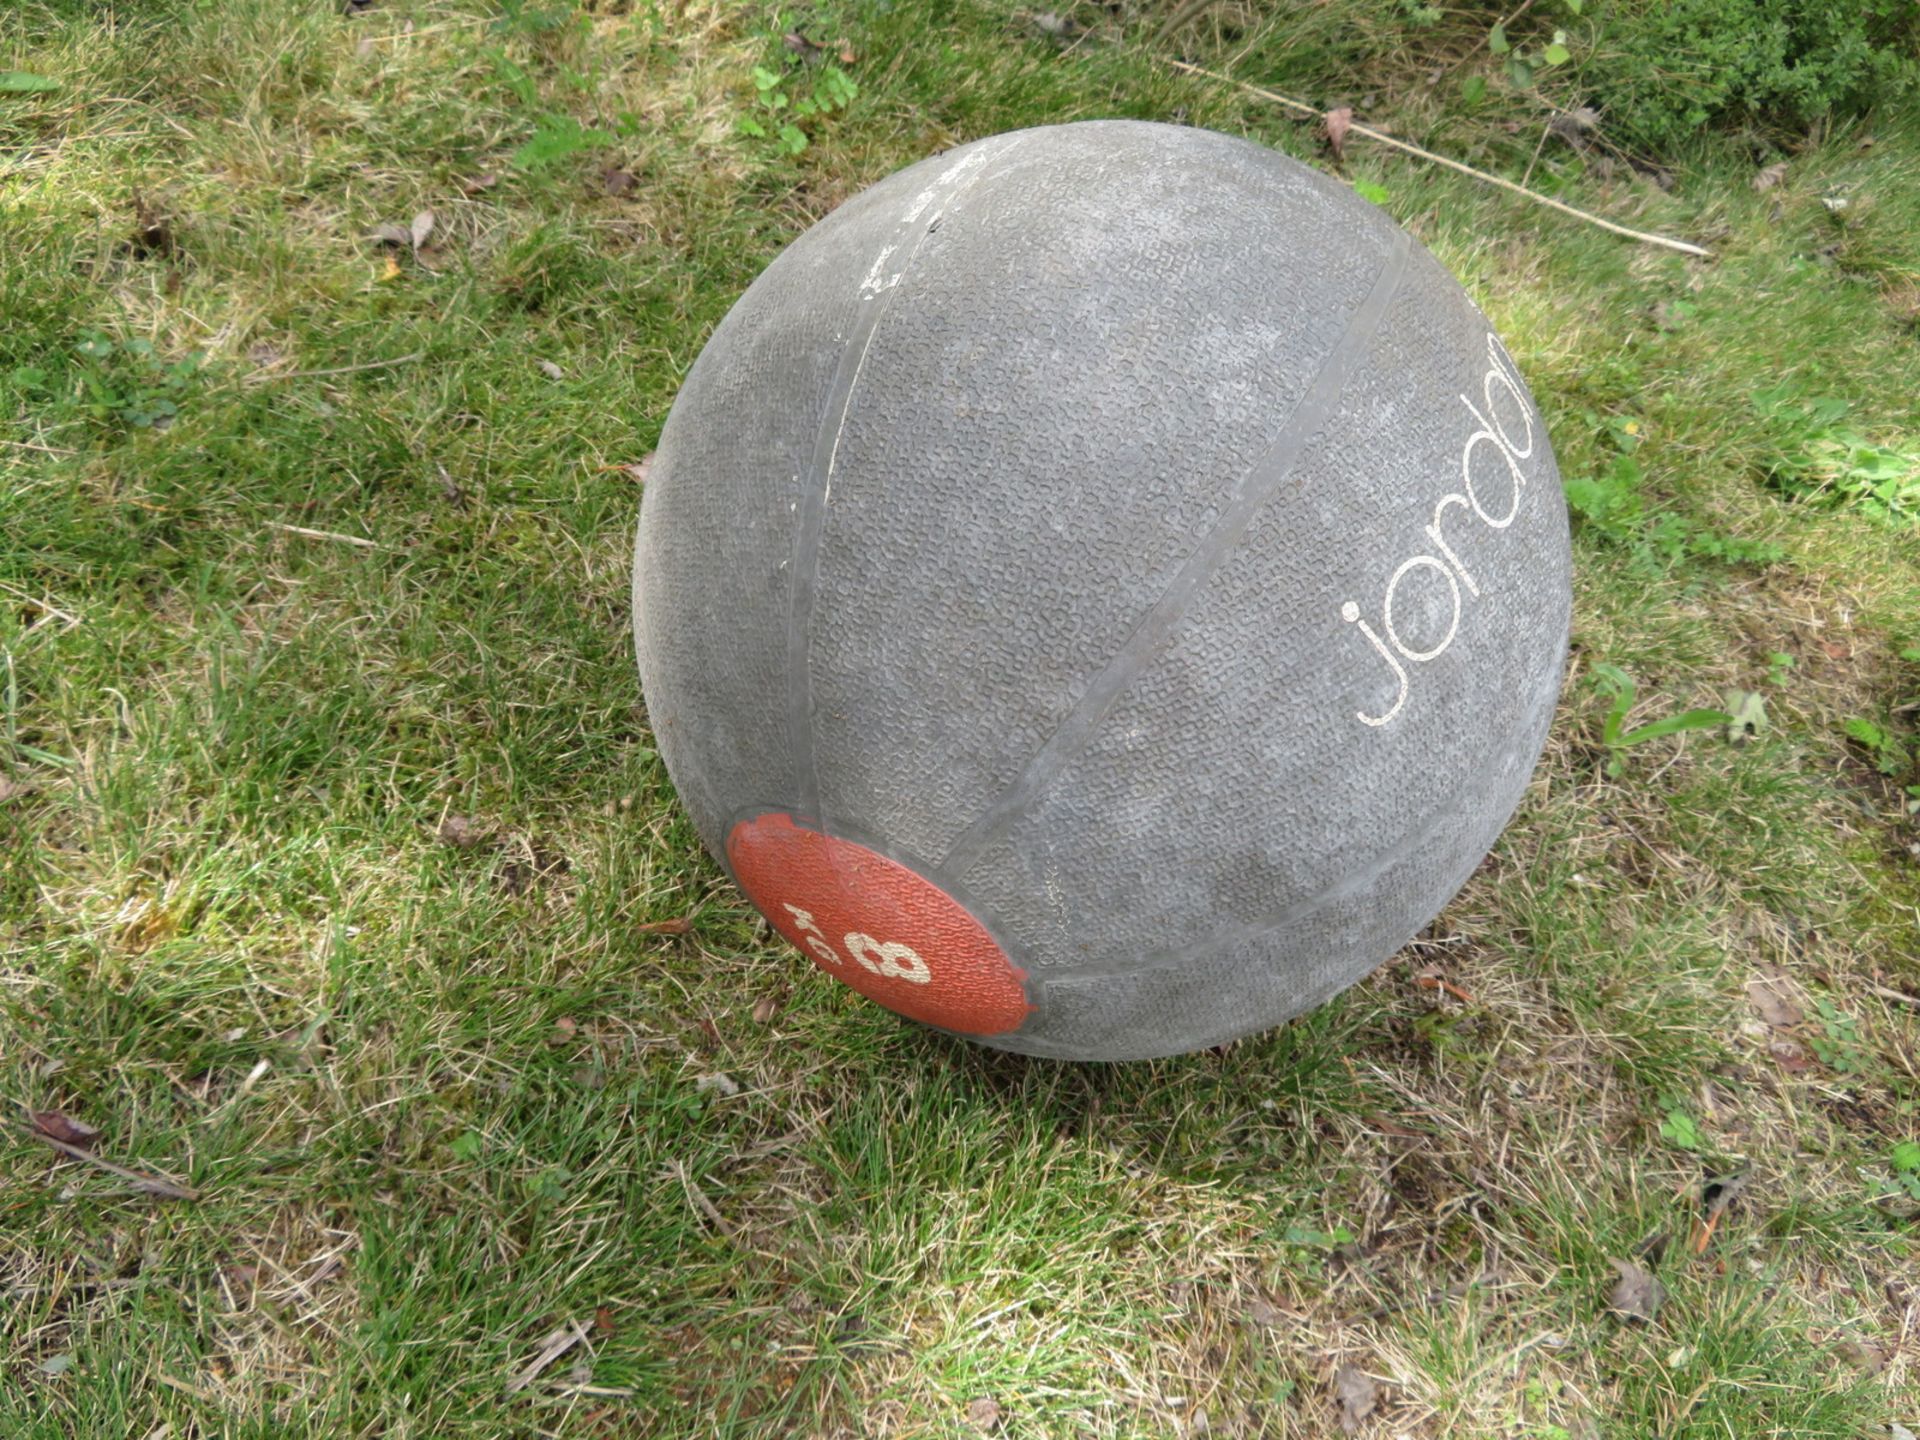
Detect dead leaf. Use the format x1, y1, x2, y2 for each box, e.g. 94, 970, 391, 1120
782, 30, 824, 61
695, 1072, 739, 1097
1692, 1170, 1750, 1253
549, 1017, 579, 1046
837, 40, 857, 64
625, 453, 653, 483
497, 859, 532, 896
435, 463, 465, 509
30, 1111, 100, 1148
366, 223, 413, 248
966, 1396, 1001, 1430
1746, 974, 1801, 1028
1833, 1337, 1887, 1372
536, 359, 565, 380
439, 814, 485, 849
636, 916, 694, 936
1324, 106, 1353, 163
460, 172, 500, 195
1242, 1292, 1285, 1328
1752, 161, 1789, 193
409, 210, 435, 249
1606, 1258, 1665, 1322
694, 1016, 722, 1051
1364, 1112, 1427, 1139
1332, 1362, 1379, 1434
1548, 108, 1600, 148
0, 775, 30, 804
593, 1305, 616, 1337
130, 194, 175, 259
752, 993, 781, 1025
601, 167, 635, 197
1769, 1037, 1813, 1072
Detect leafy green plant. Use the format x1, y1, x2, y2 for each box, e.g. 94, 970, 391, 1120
1755, 384, 1920, 523
1488, 14, 1578, 91
1891, 1141, 1920, 1202
1563, 417, 1781, 567
1808, 997, 1868, 1074
1658, 1100, 1704, 1152
1590, 664, 1731, 777
512, 112, 617, 170
737, 60, 858, 156
1843, 716, 1907, 776
20, 334, 204, 434
1584, 0, 1918, 154
0, 71, 61, 94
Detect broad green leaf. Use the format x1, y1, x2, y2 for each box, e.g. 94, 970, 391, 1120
0, 71, 60, 93
1488, 23, 1509, 54
1618, 708, 1735, 746
1659, 1109, 1703, 1151
1544, 42, 1571, 65
1724, 690, 1768, 742
1352, 179, 1390, 204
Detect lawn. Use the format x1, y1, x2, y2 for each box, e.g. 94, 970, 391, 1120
2, 1, 1917, 1436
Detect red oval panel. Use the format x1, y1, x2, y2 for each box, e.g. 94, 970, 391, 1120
726, 812, 1033, 1036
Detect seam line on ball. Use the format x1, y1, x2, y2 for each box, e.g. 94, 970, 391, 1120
937, 229, 1416, 881
783, 135, 1029, 827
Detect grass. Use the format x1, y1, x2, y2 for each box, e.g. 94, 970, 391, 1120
2, 0, 1917, 1436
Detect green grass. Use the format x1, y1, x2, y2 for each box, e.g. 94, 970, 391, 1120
3, 1, 1918, 1436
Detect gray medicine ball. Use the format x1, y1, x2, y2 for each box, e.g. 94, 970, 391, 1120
633, 120, 1570, 1061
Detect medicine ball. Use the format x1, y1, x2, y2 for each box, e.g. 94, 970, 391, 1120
633, 120, 1570, 1060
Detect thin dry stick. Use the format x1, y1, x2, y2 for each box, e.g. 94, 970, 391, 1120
1867, 982, 1920, 1008
1166, 60, 1712, 259
267, 522, 380, 549
675, 1159, 735, 1237
27, 1126, 200, 1201
248, 351, 424, 384
506, 1319, 590, 1393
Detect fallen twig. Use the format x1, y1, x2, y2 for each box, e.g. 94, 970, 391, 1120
0, 581, 81, 631
267, 522, 380, 549
1867, 983, 1920, 1008
507, 1318, 590, 1393
248, 351, 424, 384
26, 1124, 200, 1200
674, 1159, 735, 1237
1165, 60, 1712, 259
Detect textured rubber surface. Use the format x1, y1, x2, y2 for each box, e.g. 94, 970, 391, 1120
633, 120, 1571, 1060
